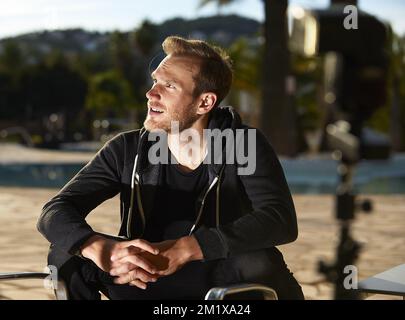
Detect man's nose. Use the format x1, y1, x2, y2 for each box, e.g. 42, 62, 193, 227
146, 86, 160, 100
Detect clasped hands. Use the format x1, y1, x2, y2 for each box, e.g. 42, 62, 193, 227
80, 234, 203, 290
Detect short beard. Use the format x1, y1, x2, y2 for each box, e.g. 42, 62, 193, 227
144, 102, 199, 133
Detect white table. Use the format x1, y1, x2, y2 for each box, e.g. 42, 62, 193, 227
358, 264, 405, 299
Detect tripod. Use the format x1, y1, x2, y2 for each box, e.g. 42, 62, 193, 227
319, 151, 374, 299
288, 3, 390, 300
317, 47, 389, 299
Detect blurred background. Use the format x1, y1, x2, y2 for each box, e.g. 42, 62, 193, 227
0, 0, 404, 300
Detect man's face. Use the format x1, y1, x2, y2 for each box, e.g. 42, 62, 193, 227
144, 54, 201, 132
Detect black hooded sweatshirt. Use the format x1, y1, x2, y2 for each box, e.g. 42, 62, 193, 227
37, 106, 298, 264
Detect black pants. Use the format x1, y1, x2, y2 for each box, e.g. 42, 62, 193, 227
51, 248, 304, 300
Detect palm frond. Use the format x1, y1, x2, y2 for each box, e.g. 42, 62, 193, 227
199, 0, 236, 9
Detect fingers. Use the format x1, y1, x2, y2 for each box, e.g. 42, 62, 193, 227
113, 268, 158, 287
129, 279, 148, 290
110, 245, 141, 262
110, 262, 134, 276
119, 239, 159, 255
111, 254, 158, 275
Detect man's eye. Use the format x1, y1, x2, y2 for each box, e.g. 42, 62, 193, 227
166, 83, 175, 89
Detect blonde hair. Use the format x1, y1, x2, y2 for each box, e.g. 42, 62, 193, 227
162, 36, 233, 107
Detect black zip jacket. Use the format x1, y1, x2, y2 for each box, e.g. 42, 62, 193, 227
37, 106, 298, 262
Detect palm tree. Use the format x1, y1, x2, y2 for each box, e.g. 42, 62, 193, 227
331, 0, 357, 4
200, 0, 300, 156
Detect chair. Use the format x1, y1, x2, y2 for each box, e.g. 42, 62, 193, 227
205, 283, 278, 300
0, 271, 278, 300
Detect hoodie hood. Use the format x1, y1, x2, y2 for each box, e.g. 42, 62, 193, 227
208, 105, 242, 132
206, 106, 243, 176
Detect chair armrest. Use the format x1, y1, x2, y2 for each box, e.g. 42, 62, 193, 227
204, 283, 278, 300
0, 272, 68, 300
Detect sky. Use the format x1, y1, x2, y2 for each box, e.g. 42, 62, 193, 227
0, 0, 404, 39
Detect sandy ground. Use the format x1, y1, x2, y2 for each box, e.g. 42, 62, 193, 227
0, 187, 404, 300
0, 143, 94, 164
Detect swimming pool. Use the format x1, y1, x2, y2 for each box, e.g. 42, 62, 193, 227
1, 155, 405, 194
0, 163, 84, 188
280, 154, 405, 194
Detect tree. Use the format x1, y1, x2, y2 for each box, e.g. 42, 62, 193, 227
19, 56, 88, 141
85, 70, 136, 118
131, 20, 160, 103
228, 38, 261, 93
369, 31, 405, 151
110, 31, 134, 82
0, 41, 26, 120
226, 37, 262, 124
110, 30, 149, 108
331, 0, 357, 4
389, 34, 405, 151
133, 20, 159, 56
20, 59, 87, 116
0, 40, 24, 73
0, 71, 17, 119
200, 0, 300, 156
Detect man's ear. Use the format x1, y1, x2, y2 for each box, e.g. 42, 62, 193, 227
197, 93, 217, 115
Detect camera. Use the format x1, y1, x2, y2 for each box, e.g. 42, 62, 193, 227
290, 5, 391, 162
289, 4, 392, 299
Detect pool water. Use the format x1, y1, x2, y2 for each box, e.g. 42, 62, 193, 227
1, 155, 405, 194
280, 154, 405, 194
0, 163, 84, 189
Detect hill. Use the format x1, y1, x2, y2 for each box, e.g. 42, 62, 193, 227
0, 15, 261, 56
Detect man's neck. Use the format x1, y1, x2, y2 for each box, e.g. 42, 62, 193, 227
167, 115, 209, 172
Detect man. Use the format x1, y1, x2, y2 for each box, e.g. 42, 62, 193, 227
37, 36, 304, 300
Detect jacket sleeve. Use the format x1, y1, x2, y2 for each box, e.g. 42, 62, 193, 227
37, 133, 124, 255
194, 128, 298, 261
